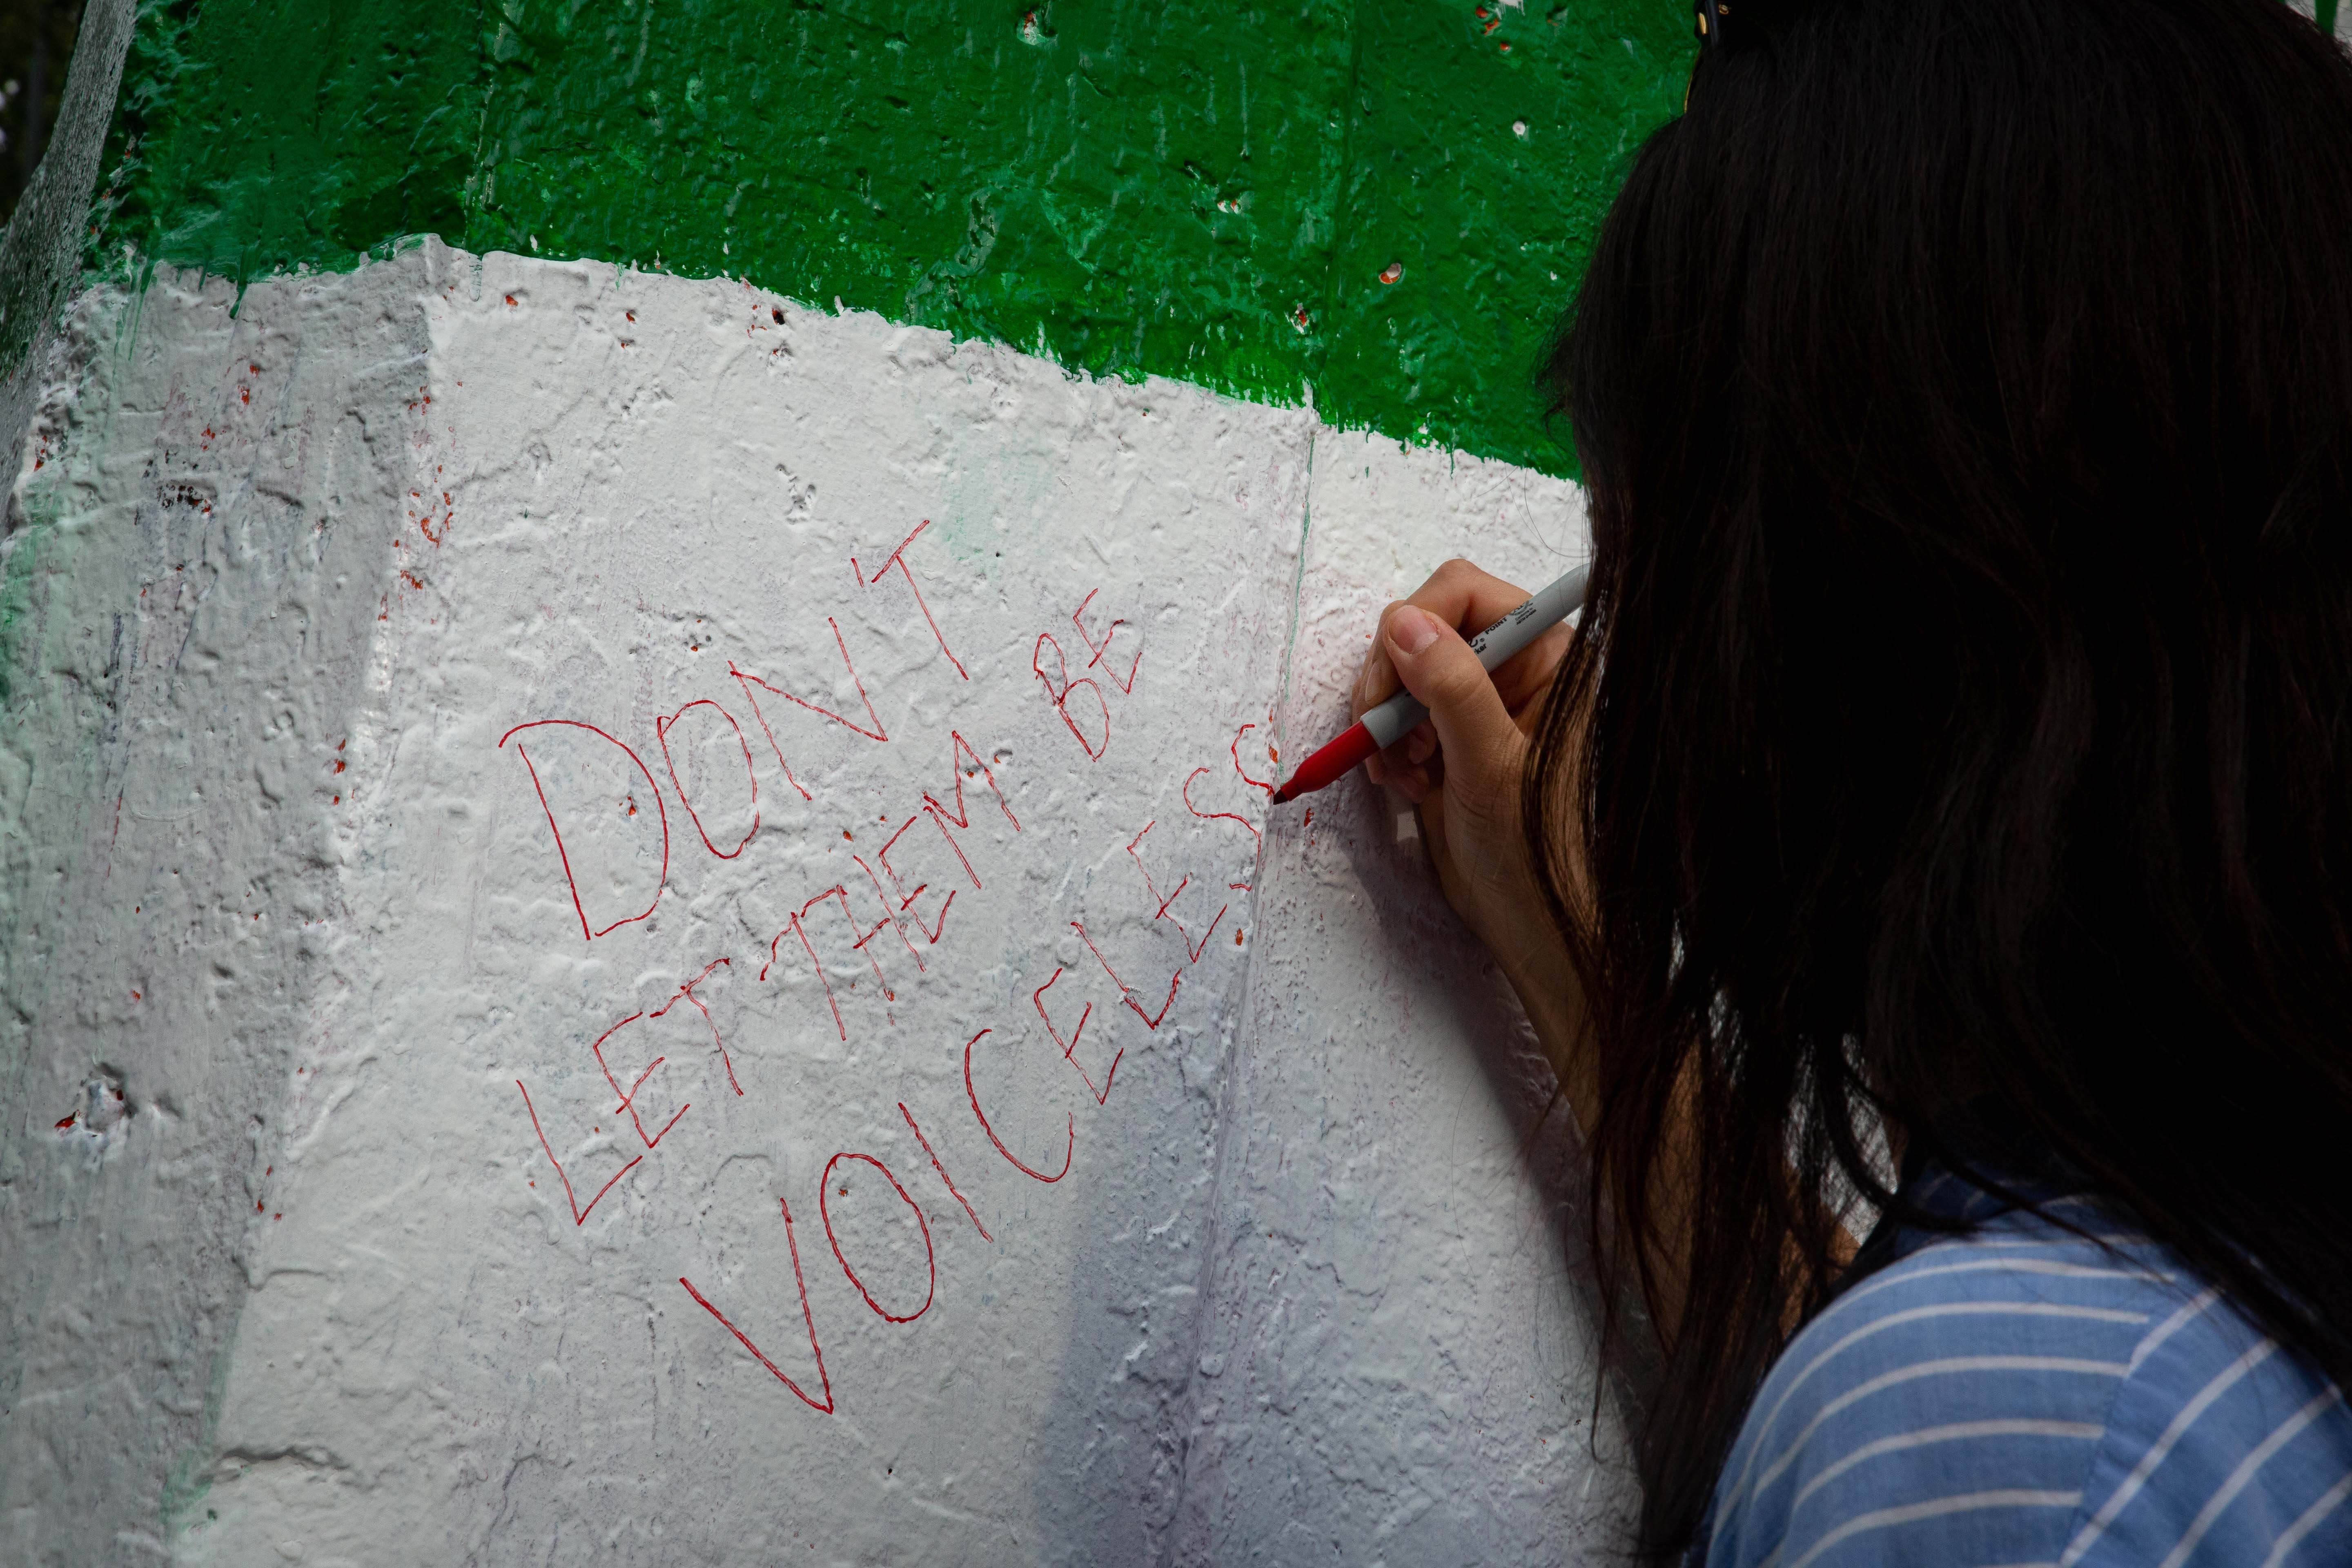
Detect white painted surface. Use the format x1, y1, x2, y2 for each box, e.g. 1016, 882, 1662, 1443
0, 245, 1632, 1564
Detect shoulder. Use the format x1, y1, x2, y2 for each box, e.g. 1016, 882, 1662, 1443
2065, 1261, 2352, 1568
1701, 1205, 2352, 1568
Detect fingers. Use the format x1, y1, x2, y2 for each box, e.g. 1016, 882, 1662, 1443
1380, 603, 1521, 800
1365, 721, 1436, 796
1410, 557, 1546, 634
1354, 619, 1408, 722
1492, 622, 1572, 720
1353, 559, 1567, 726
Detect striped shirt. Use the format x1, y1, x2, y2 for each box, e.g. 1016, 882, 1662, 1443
1701, 1163, 2352, 1568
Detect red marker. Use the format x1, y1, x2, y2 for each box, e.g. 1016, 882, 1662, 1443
1271, 564, 1589, 804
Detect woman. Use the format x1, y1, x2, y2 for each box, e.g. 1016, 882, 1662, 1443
1350, 0, 2352, 1563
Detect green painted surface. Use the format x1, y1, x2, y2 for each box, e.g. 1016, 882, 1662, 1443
94, 0, 1693, 475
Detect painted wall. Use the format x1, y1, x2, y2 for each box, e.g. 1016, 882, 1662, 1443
94, 0, 1690, 477
2, 247, 1620, 1566
0, 2, 1675, 1564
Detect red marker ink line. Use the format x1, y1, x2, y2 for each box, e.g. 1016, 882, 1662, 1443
500, 719, 672, 942
920, 733, 1021, 884
1272, 564, 1589, 803
517, 1078, 641, 1225
728, 617, 888, 754
1124, 820, 1231, 960
1169, 902, 1230, 963
1037, 958, 1127, 1104
1032, 966, 1094, 1054
820, 1152, 936, 1323
878, 813, 958, 943
1125, 820, 1178, 916
727, 665, 813, 802
1073, 588, 1141, 695
1185, 766, 1261, 851
1232, 723, 1276, 793
655, 697, 758, 858
878, 815, 932, 909
853, 853, 924, 973
1032, 633, 1109, 760
840, 887, 900, 1002
615, 1056, 689, 1147
899, 1101, 991, 1241
592, 1011, 690, 1147
964, 1027, 1073, 1182
766, 889, 851, 1038
653, 956, 741, 1095
854, 519, 967, 679
679, 1199, 833, 1414
1074, 920, 1180, 1032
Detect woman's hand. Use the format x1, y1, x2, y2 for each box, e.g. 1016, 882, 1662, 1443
1354, 559, 1591, 1107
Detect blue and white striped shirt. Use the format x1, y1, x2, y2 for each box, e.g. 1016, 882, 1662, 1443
1702, 1165, 2352, 1568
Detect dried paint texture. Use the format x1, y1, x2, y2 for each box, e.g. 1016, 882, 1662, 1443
93, 0, 1691, 475
0, 241, 1631, 1565
0, 0, 134, 470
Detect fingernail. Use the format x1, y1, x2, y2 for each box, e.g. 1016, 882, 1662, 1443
1389, 606, 1441, 656
1405, 728, 1436, 765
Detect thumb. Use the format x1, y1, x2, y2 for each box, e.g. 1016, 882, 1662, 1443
1383, 604, 1518, 786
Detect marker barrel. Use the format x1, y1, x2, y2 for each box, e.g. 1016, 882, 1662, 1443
1355, 561, 1590, 752
1270, 561, 1591, 803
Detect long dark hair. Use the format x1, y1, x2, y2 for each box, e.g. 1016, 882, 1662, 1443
1530, 0, 2352, 1558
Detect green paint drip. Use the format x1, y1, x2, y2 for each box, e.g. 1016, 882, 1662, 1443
93, 0, 1690, 477
2320, 0, 2340, 38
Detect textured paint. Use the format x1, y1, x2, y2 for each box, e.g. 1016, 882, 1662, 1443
92, 0, 1691, 475
0, 2, 1650, 1557
0, 0, 134, 480
0, 246, 1626, 1563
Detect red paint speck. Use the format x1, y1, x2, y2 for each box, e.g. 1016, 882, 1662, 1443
55, 1114, 75, 1131
505, 294, 517, 307
1379, 262, 1404, 285
1304, 809, 1314, 826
